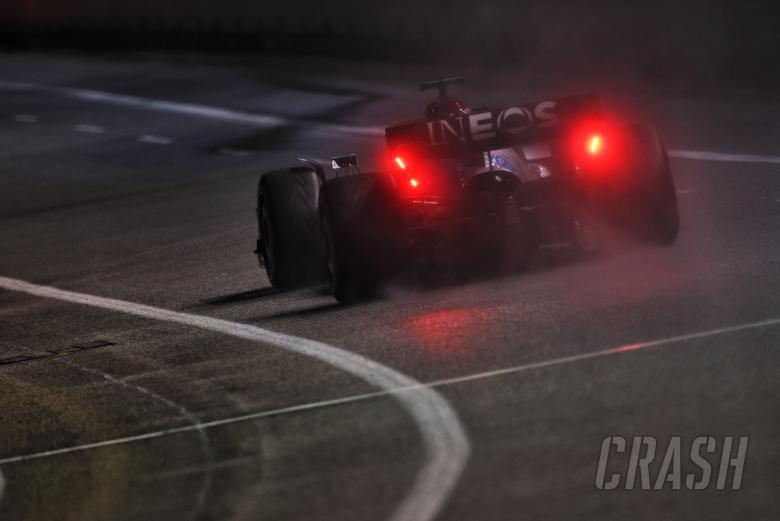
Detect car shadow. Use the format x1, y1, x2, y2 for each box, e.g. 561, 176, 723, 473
259, 301, 344, 320
195, 286, 286, 307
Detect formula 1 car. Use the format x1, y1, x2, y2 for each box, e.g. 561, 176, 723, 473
256, 77, 679, 303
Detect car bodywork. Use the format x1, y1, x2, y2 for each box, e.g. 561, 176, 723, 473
256, 79, 679, 302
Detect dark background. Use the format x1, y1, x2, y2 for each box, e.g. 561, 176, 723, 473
1, 0, 779, 85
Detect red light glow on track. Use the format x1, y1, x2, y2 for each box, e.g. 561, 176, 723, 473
405, 307, 500, 357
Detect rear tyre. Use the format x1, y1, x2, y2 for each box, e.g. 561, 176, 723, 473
319, 172, 403, 304
257, 167, 327, 289
624, 124, 680, 245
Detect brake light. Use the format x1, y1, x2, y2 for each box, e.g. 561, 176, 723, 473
568, 120, 624, 174
390, 150, 446, 198
394, 155, 421, 189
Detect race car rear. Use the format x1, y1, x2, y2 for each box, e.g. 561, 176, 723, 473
256, 80, 679, 303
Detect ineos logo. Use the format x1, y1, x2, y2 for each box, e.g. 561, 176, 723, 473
496, 107, 533, 135
425, 101, 558, 146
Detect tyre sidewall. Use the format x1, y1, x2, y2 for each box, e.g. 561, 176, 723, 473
259, 167, 327, 288
319, 172, 403, 303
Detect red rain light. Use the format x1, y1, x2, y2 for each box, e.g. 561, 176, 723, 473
588, 134, 603, 155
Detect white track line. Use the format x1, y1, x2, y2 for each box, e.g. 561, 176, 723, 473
13, 113, 37, 123
65, 360, 211, 521
0, 276, 469, 521
74, 123, 105, 134
6, 78, 780, 161
5, 80, 780, 159
1, 282, 778, 515
2, 309, 776, 464
0, 80, 383, 137
138, 134, 173, 145
669, 150, 780, 164
0, 389, 390, 465
415, 315, 780, 388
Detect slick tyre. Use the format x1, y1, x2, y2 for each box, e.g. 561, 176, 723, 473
258, 167, 327, 288
319, 172, 403, 304
624, 124, 680, 245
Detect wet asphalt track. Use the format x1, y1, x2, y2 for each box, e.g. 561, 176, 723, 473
0, 52, 778, 521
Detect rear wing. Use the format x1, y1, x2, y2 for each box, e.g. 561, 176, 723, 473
386, 93, 600, 156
